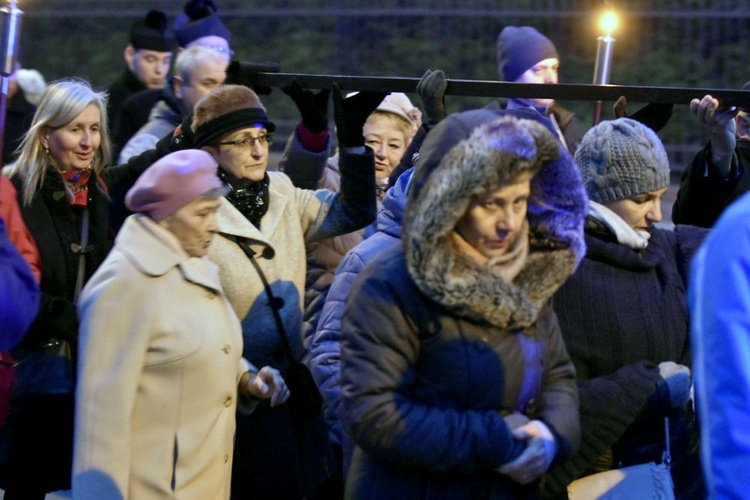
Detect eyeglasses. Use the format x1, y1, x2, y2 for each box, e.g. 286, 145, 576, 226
192, 42, 236, 58
218, 133, 274, 150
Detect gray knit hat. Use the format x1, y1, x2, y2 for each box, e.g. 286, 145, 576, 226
497, 26, 559, 82
575, 117, 670, 204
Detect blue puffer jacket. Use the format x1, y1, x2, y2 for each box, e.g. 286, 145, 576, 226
341, 112, 585, 499
309, 168, 413, 446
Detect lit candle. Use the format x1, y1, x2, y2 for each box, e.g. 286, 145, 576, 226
593, 11, 617, 85
592, 11, 617, 124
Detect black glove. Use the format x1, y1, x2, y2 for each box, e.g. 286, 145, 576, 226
224, 60, 281, 95
169, 112, 196, 151
613, 96, 674, 132
417, 69, 448, 125
332, 83, 387, 148
282, 79, 330, 134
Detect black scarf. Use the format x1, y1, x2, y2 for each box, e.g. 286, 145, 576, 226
219, 169, 270, 228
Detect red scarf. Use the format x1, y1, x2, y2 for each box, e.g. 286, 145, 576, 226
60, 166, 92, 208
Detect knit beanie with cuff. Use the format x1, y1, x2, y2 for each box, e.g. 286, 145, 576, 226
497, 26, 558, 82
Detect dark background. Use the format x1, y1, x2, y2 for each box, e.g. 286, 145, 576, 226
13, 0, 750, 172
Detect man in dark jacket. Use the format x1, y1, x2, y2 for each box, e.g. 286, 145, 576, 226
106, 9, 175, 143
486, 26, 585, 154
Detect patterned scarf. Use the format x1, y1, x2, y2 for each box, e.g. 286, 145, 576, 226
60, 166, 92, 208
218, 169, 270, 228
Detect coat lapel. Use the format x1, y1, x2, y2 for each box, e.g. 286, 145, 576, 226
216, 197, 277, 258
257, 180, 289, 241
118, 214, 222, 293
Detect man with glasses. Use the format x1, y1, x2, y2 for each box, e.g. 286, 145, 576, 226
673, 81, 750, 227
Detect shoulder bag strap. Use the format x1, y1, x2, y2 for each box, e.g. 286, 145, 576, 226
230, 235, 297, 365
662, 416, 672, 470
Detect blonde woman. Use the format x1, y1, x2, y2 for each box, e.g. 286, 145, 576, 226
1, 78, 149, 498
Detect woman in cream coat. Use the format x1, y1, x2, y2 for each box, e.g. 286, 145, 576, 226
73, 150, 288, 500
191, 84, 381, 498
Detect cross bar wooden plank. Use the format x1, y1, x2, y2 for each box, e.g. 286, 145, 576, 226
249, 71, 750, 108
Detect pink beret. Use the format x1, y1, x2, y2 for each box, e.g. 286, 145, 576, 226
125, 149, 226, 222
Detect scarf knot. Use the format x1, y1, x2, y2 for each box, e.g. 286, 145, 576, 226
219, 169, 270, 228
60, 165, 93, 208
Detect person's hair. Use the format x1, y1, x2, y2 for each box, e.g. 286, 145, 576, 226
366, 110, 413, 145
736, 110, 750, 139
174, 44, 226, 85
6, 78, 110, 206
192, 84, 264, 130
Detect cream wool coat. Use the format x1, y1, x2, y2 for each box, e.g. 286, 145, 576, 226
210, 151, 375, 496
73, 214, 253, 500
209, 170, 362, 363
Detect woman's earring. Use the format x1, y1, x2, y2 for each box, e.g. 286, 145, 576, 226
42, 144, 49, 155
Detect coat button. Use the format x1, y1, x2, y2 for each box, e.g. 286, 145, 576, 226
224, 397, 232, 407
223, 344, 231, 354
224, 454, 229, 463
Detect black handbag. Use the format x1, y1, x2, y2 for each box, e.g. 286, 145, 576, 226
11, 339, 74, 400
234, 236, 334, 494
284, 360, 324, 417
234, 237, 323, 417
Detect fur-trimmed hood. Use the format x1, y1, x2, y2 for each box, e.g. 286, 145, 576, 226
404, 110, 587, 330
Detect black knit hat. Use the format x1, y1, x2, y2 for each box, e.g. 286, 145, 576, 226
497, 26, 558, 82
130, 9, 175, 52
175, 0, 231, 48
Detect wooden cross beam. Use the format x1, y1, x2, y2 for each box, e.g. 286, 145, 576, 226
247, 71, 750, 108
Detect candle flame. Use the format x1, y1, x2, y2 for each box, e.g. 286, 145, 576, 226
600, 11, 618, 37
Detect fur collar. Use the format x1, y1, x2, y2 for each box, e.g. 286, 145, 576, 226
404, 114, 587, 330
